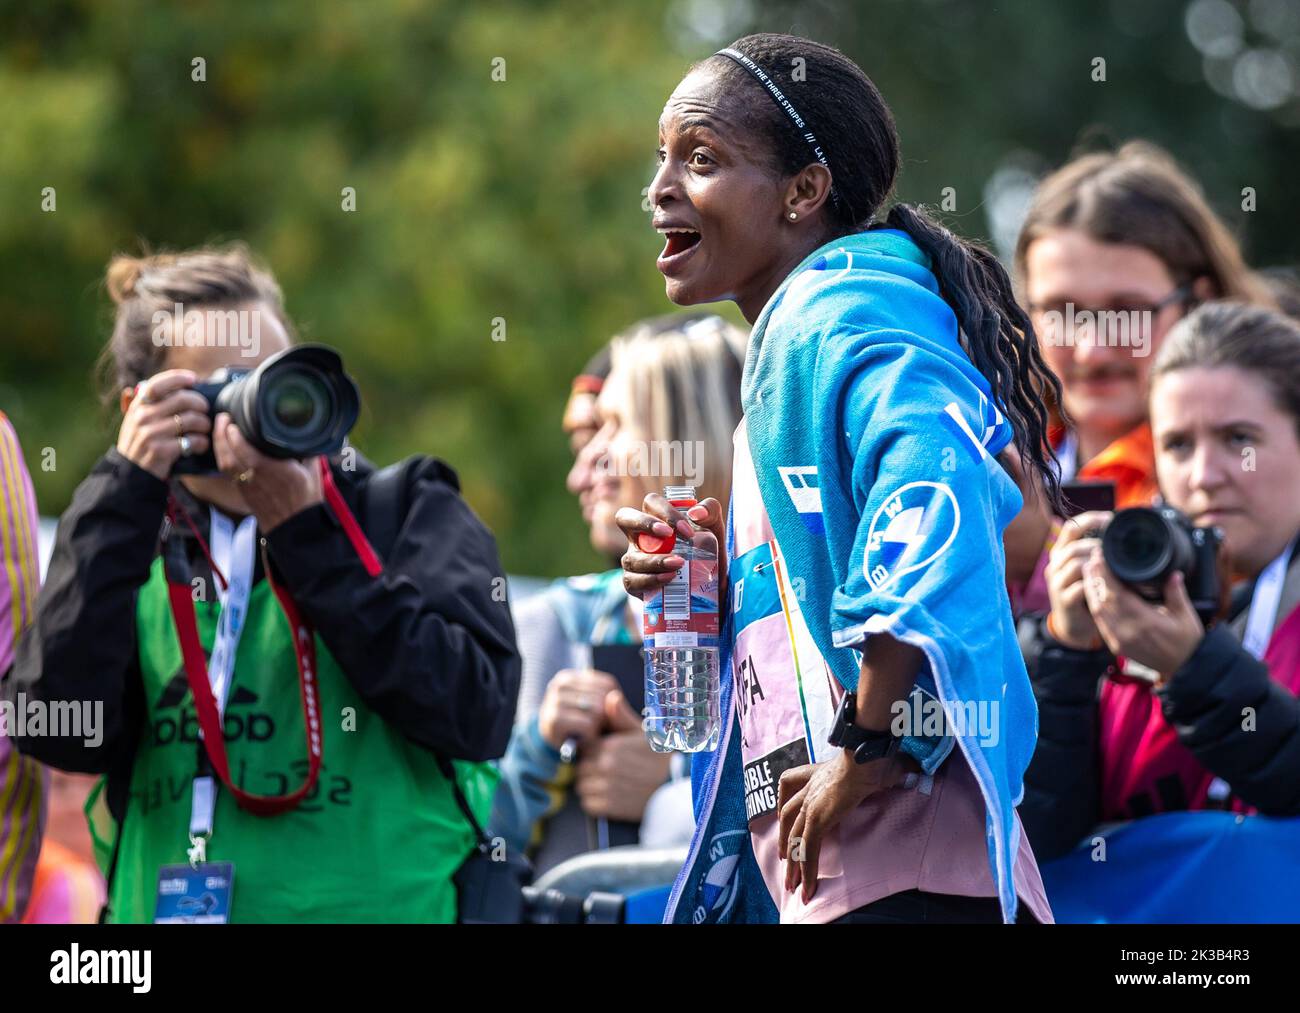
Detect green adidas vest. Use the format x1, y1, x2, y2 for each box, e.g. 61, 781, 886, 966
90, 556, 497, 923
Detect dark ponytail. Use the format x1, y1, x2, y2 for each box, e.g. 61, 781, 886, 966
711, 33, 1066, 513
886, 203, 1066, 513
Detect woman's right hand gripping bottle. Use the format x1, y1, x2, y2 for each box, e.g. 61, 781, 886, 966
637, 485, 721, 753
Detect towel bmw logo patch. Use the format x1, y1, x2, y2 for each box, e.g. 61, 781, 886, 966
694, 829, 746, 923
864, 481, 961, 591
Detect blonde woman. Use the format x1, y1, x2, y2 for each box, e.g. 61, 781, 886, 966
492, 312, 744, 874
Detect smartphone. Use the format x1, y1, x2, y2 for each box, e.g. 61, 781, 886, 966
1060, 480, 1116, 519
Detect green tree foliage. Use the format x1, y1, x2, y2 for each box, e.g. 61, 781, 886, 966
2, 0, 1295, 577
752, 0, 1300, 269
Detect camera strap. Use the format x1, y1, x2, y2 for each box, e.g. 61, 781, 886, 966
159, 457, 392, 839
1243, 536, 1298, 660
164, 497, 324, 828
318, 456, 383, 577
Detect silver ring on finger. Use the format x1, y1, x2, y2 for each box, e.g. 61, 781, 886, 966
178, 434, 194, 457
576, 696, 594, 713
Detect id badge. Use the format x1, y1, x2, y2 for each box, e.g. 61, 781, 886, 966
154, 862, 235, 923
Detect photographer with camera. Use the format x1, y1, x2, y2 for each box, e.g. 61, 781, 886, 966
1005, 142, 1277, 615
1020, 301, 1300, 861
1, 245, 519, 922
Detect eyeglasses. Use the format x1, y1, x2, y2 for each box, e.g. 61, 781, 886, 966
1026, 283, 1194, 321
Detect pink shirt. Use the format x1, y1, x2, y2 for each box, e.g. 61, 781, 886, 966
1098, 601, 1300, 820
729, 417, 1053, 923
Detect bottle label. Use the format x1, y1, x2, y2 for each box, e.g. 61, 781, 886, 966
643, 547, 720, 649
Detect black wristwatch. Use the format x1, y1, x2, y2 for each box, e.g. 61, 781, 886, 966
827, 693, 902, 764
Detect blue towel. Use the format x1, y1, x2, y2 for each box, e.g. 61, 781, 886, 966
663, 498, 778, 923
666, 229, 1036, 923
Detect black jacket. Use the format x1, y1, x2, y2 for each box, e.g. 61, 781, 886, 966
2, 448, 520, 820
1018, 547, 1300, 860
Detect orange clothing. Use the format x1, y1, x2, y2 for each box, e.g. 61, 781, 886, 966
1010, 424, 1158, 617
1073, 423, 1158, 509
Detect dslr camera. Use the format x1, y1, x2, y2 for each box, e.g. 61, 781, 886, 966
1100, 505, 1222, 625
173, 344, 360, 475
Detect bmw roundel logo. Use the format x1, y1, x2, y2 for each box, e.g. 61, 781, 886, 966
863, 481, 961, 592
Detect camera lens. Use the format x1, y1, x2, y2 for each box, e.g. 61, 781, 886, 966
1112, 511, 1166, 575
269, 373, 328, 431
1102, 506, 1194, 598
210, 344, 359, 461
262, 368, 336, 445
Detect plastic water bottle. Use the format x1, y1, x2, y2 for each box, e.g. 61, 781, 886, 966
638, 485, 721, 753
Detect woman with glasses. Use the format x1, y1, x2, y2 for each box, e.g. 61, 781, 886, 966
1004, 142, 1276, 614
1011, 145, 1282, 863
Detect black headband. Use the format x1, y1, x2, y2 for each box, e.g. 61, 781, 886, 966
715, 47, 840, 206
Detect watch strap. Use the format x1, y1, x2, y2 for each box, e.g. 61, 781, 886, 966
827, 693, 901, 764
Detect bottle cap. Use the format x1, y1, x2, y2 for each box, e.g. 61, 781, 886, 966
636, 531, 676, 554
636, 485, 698, 554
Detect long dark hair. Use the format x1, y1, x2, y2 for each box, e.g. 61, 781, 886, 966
707, 33, 1066, 511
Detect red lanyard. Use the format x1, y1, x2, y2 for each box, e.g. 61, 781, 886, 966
164, 457, 381, 817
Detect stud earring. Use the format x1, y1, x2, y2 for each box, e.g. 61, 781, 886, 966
788, 212, 798, 221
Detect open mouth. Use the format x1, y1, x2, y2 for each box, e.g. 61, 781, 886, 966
656, 226, 702, 275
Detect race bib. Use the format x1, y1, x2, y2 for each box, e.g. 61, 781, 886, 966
730, 540, 838, 824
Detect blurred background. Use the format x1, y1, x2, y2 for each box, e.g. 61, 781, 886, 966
2, 0, 1298, 579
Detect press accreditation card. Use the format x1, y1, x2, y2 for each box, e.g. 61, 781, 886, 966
154, 862, 235, 923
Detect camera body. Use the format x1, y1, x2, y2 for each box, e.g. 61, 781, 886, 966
1101, 505, 1222, 625
173, 344, 360, 475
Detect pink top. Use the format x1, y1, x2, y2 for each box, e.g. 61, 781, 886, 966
730, 417, 1053, 924
1099, 602, 1300, 820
